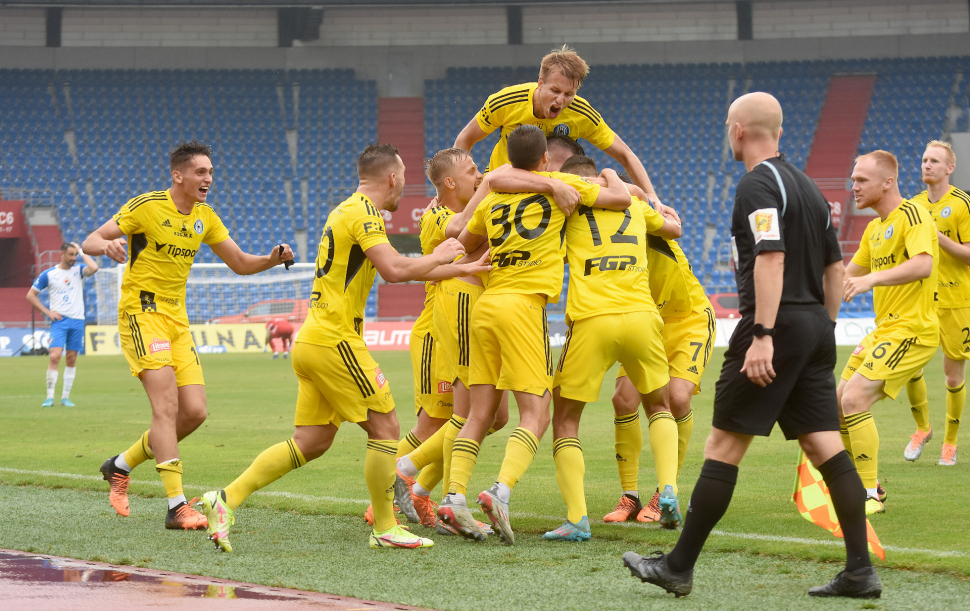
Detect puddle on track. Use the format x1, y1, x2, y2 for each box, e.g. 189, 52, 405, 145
0, 549, 426, 610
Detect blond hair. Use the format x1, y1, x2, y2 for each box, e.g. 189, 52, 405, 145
925, 140, 956, 165
856, 150, 899, 181
425, 148, 470, 188
539, 45, 590, 87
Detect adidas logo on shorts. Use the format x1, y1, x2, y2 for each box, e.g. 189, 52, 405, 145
687, 366, 699, 374
864, 362, 874, 370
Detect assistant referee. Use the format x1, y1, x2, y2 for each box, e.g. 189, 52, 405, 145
622, 92, 881, 599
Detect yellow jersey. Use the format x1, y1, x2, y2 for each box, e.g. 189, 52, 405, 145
113, 189, 230, 325
647, 236, 711, 320
476, 83, 616, 173
910, 186, 970, 308
467, 172, 600, 304
413, 204, 456, 336
852, 200, 940, 343
563, 197, 663, 321
298, 193, 391, 348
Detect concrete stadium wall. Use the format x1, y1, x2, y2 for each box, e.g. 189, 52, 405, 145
0, 8, 46, 47
316, 7, 506, 46
60, 9, 277, 47
754, 0, 970, 39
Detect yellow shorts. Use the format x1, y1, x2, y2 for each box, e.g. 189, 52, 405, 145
409, 330, 453, 419
469, 292, 552, 396
434, 279, 485, 388
840, 331, 938, 400
555, 311, 669, 403
118, 312, 204, 386
617, 306, 716, 394
292, 341, 395, 428
939, 307, 970, 361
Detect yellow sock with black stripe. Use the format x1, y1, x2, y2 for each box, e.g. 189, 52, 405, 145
840, 426, 851, 453
649, 411, 679, 494
122, 430, 154, 470
155, 458, 184, 499
675, 410, 693, 477
448, 436, 480, 495
845, 411, 879, 489
497, 427, 539, 490
410, 423, 446, 470
906, 374, 931, 433
365, 439, 398, 532
397, 432, 422, 459
944, 382, 966, 446
224, 439, 306, 510
442, 415, 466, 498
614, 412, 642, 494
416, 460, 443, 494
553, 437, 586, 523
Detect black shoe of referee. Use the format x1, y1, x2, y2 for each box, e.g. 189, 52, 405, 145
622, 551, 693, 597
809, 566, 882, 598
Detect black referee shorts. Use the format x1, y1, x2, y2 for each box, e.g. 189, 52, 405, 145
712, 307, 841, 440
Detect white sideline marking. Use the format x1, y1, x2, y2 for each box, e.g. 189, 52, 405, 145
2, 467, 965, 558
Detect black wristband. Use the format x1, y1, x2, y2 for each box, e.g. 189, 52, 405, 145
752, 323, 775, 338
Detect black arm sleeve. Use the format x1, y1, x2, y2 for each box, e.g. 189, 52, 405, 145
735, 171, 785, 255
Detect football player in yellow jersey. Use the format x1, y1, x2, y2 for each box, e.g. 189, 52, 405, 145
437, 125, 631, 544
198, 144, 489, 552
541, 155, 682, 541
841, 151, 940, 515
903, 141, 970, 466
81, 141, 294, 530
454, 45, 662, 206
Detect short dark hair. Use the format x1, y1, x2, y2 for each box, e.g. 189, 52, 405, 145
60, 242, 76, 252
507, 125, 547, 170
546, 133, 585, 157
358, 143, 401, 179
169, 140, 212, 170
617, 170, 633, 184
560, 155, 598, 177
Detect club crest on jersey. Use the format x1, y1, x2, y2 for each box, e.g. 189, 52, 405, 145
942, 206, 952, 218
884, 225, 894, 239
553, 124, 570, 136
181, 220, 188, 233
374, 367, 387, 389
194, 219, 204, 235
149, 337, 172, 354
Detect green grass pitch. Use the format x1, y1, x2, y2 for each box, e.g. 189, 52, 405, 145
1, 347, 968, 610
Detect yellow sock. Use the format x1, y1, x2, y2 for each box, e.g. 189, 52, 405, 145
416, 460, 443, 494
365, 439, 398, 532
649, 411, 678, 494
224, 439, 306, 510
944, 382, 966, 446
553, 437, 586, 523
907, 374, 931, 433
840, 426, 851, 453
845, 411, 879, 489
497, 427, 539, 490
442, 415, 466, 498
410, 423, 446, 470
613, 411, 642, 493
675, 410, 693, 478
155, 459, 184, 499
397, 432, 422, 459
448, 436, 480, 495
122, 430, 154, 470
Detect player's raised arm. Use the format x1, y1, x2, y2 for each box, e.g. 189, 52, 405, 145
210, 237, 293, 275
454, 118, 489, 152
603, 134, 661, 206
82, 219, 128, 264
73, 242, 99, 276
590, 168, 632, 210
364, 238, 468, 283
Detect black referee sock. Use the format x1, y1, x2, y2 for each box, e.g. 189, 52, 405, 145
816, 450, 871, 572
666, 459, 738, 574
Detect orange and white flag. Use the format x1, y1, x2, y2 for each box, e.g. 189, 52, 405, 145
792, 450, 885, 561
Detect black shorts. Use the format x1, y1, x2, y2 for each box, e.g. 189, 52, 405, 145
712, 307, 841, 440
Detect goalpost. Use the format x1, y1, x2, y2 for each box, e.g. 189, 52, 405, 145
93, 262, 317, 325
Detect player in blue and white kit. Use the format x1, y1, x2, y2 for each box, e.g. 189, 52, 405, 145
26, 242, 98, 407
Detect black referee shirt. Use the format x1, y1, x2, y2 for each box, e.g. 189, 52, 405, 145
731, 155, 842, 318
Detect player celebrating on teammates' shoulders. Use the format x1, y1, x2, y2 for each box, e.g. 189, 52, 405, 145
26, 241, 99, 407
454, 45, 662, 205
82, 141, 294, 530
902, 141, 970, 466
199, 144, 489, 552
841, 151, 940, 515
437, 125, 631, 544
543, 154, 682, 542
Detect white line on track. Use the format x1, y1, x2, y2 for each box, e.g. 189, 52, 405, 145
1, 467, 965, 559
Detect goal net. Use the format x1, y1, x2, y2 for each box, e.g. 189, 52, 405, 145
93, 262, 317, 325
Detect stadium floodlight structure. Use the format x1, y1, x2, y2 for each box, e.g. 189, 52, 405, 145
93, 262, 316, 325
